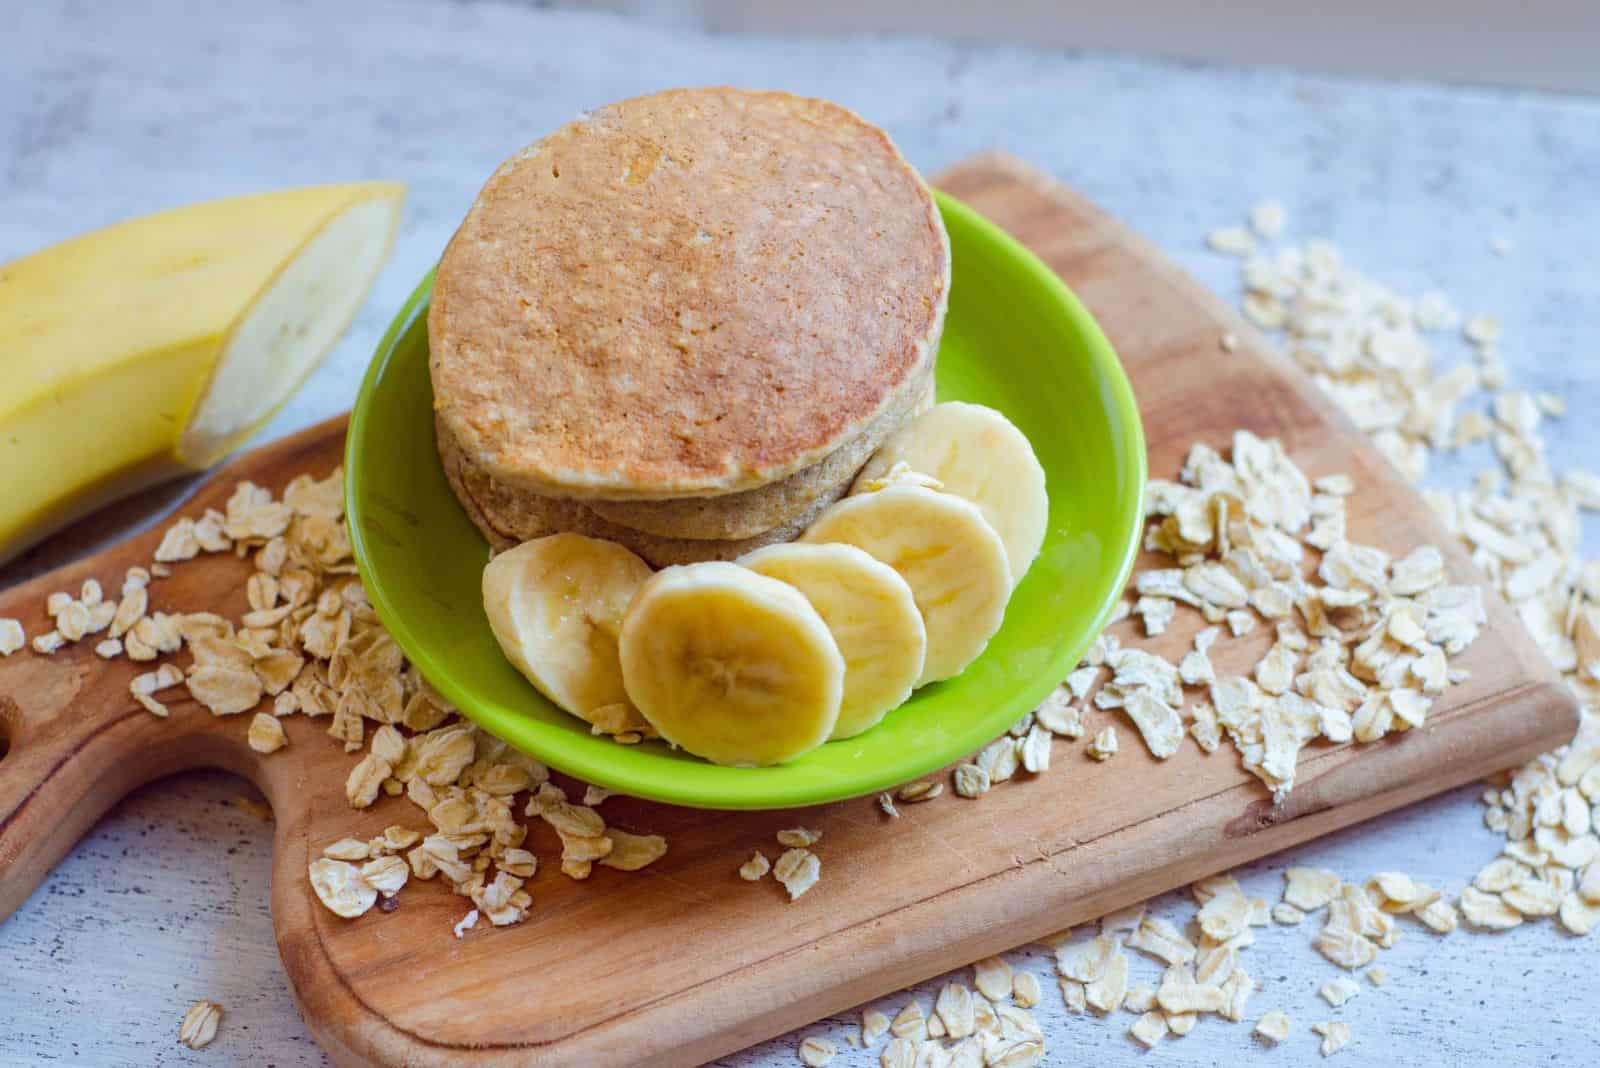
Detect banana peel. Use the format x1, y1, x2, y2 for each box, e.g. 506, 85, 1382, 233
0, 182, 405, 564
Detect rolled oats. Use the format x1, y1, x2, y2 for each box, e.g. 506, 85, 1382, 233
774, 848, 821, 900
1253, 1009, 1291, 1044
178, 999, 223, 1050
247, 712, 287, 753
309, 857, 377, 918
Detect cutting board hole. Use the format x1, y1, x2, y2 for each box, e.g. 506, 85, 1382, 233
0, 720, 10, 764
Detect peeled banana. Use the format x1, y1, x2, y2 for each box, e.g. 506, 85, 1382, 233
853, 401, 1049, 583
741, 542, 926, 739
803, 485, 1011, 686
481, 533, 654, 726
618, 562, 844, 766
0, 182, 404, 564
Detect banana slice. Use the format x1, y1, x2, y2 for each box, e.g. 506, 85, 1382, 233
853, 401, 1048, 583
741, 542, 926, 739
618, 562, 843, 766
803, 485, 1011, 685
481, 533, 653, 726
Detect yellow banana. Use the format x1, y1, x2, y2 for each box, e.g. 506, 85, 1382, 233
0, 182, 404, 563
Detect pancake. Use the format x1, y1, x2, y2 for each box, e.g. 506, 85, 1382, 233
584, 373, 935, 539
437, 417, 848, 567
429, 87, 950, 501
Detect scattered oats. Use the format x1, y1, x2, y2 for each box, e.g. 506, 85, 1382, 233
935, 982, 976, 1039
1219, 967, 1256, 1023
1314, 922, 1378, 970
1284, 867, 1343, 911
1220, 331, 1240, 353
31, 631, 65, 655
0, 618, 25, 656
1254, 1010, 1291, 1045
345, 753, 391, 809
1126, 915, 1196, 967
879, 1037, 917, 1068
1312, 1020, 1351, 1057
777, 827, 821, 848
1319, 976, 1361, 1007
1272, 903, 1306, 925
498, 848, 538, 878
1415, 898, 1460, 935
1136, 595, 1175, 636
1155, 965, 1228, 1017
130, 663, 184, 697
774, 848, 821, 900
581, 784, 613, 806
1057, 932, 1118, 983
1019, 725, 1053, 772
1012, 971, 1041, 1009
976, 735, 1021, 783
309, 857, 377, 918
1196, 892, 1254, 943
1224, 610, 1257, 637
1366, 871, 1420, 908
1502, 878, 1563, 917
1129, 1010, 1168, 1049
1459, 886, 1522, 929
1208, 226, 1255, 255
154, 518, 201, 562
599, 830, 668, 871
1473, 857, 1530, 894
798, 1036, 836, 1066
1559, 892, 1600, 935
1366, 966, 1388, 987
1060, 978, 1088, 1014
178, 1000, 223, 1050
360, 855, 409, 896
1084, 946, 1129, 1014
1123, 690, 1184, 759
187, 665, 263, 717
969, 956, 1013, 1003
453, 909, 479, 938
862, 1009, 891, 1046
878, 792, 900, 818
897, 780, 943, 803
1087, 725, 1118, 761
953, 763, 991, 799
246, 711, 287, 754
890, 1000, 927, 1041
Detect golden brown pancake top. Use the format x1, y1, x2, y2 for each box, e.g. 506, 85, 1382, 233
428, 87, 950, 500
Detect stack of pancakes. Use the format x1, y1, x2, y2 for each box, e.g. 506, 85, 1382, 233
428, 88, 951, 567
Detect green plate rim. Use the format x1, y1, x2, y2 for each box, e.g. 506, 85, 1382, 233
346, 189, 1146, 810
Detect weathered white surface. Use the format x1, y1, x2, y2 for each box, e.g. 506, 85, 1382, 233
1, 1, 1596, 1065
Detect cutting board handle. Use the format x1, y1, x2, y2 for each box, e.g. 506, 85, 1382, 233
0, 619, 262, 920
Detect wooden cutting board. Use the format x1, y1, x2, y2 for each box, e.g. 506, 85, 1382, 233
0, 154, 1576, 1068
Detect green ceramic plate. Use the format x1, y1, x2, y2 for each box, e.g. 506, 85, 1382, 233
346, 192, 1145, 810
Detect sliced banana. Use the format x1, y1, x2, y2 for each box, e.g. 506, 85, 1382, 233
741, 542, 926, 739
618, 562, 843, 766
481, 533, 653, 726
853, 401, 1048, 583
803, 485, 1011, 685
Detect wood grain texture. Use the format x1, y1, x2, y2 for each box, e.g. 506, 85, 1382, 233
0, 154, 1577, 1068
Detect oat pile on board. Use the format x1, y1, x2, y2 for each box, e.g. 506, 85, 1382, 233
7, 467, 669, 940
1214, 203, 1600, 940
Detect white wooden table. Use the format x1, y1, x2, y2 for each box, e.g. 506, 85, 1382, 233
2, 2, 1596, 1064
